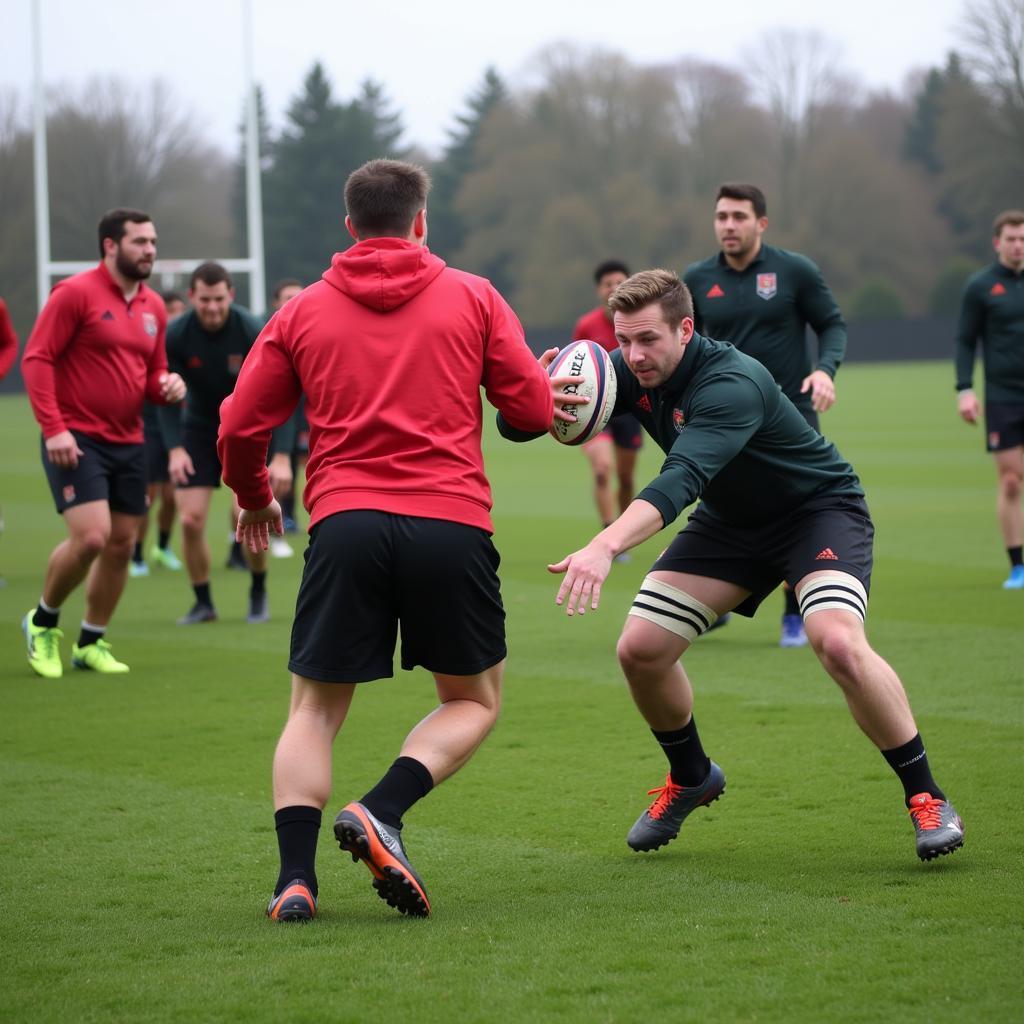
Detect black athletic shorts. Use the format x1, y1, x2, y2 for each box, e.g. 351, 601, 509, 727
143, 424, 169, 483
652, 494, 874, 618
177, 423, 222, 489
288, 510, 507, 682
985, 401, 1024, 452
41, 430, 146, 516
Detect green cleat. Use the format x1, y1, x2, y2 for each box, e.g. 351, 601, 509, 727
23, 611, 63, 679
71, 638, 129, 673
149, 544, 183, 570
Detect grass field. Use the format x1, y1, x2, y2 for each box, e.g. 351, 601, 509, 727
1, 362, 1021, 1024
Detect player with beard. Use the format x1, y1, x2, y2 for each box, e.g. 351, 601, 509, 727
21, 209, 186, 677
160, 263, 294, 625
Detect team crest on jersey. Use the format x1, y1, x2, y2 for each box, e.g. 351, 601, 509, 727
227, 353, 243, 375
673, 407, 685, 433
989, 431, 1001, 448
142, 312, 158, 337
756, 273, 777, 300
63, 485, 76, 503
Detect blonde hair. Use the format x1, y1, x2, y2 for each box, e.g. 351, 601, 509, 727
608, 269, 694, 327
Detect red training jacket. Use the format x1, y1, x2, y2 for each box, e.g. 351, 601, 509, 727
572, 305, 617, 352
21, 263, 169, 444
0, 299, 17, 381
219, 238, 553, 533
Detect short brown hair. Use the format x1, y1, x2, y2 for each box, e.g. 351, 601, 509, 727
272, 278, 302, 301
993, 209, 1024, 237
716, 183, 767, 219
608, 269, 694, 328
97, 208, 152, 258
190, 262, 233, 290
344, 159, 431, 238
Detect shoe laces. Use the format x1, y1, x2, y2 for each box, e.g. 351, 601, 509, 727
89, 639, 116, 662
646, 777, 684, 820
38, 627, 63, 657
908, 794, 943, 830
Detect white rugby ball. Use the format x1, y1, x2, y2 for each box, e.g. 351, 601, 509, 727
547, 340, 618, 446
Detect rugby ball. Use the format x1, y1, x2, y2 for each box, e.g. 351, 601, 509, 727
547, 340, 618, 446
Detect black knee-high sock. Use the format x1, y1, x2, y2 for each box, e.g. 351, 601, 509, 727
360, 757, 434, 829
783, 586, 800, 616
132, 541, 143, 563
193, 581, 212, 607
158, 529, 171, 550
881, 734, 945, 805
653, 717, 711, 787
33, 601, 60, 629
274, 805, 321, 896
1008, 545, 1023, 568
250, 570, 267, 596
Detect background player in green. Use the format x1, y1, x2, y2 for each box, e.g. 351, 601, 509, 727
499, 269, 964, 864
160, 263, 294, 625
955, 209, 1024, 590
684, 183, 847, 647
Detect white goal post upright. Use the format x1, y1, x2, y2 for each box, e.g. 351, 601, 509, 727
30, 0, 268, 315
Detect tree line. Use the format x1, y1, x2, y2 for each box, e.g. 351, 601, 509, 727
0, 0, 1020, 342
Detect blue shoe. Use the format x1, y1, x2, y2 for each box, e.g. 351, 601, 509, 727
1002, 565, 1024, 590
779, 613, 808, 647
128, 559, 149, 578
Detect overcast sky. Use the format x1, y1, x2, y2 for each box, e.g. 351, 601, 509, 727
2, 0, 964, 155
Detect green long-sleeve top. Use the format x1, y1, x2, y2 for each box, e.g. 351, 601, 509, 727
498, 333, 862, 529
159, 306, 294, 455
954, 261, 1024, 402
683, 245, 846, 415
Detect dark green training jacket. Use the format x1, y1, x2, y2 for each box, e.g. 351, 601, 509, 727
159, 306, 294, 454
499, 333, 863, 529
683, 244, 846, 415
954, 261, 1024, 403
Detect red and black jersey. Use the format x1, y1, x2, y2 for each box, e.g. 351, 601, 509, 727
572, 305, 618, 353
0, 299, 17, 381
21, 263, 168, 444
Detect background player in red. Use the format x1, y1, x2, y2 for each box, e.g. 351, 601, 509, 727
0, 297, 19, 588
218, 158, 581, 922
573, 261, 643, 556
21, 209, 186, 677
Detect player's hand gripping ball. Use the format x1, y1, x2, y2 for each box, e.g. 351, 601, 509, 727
547, 340, 618, 445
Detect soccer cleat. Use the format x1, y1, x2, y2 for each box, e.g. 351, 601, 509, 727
247, 591, 270, 624
149, 544, 183, 570
266, 880, 317, 922
908, 793, 964, 861
282, 515, 298, 534
779, 613, 808, 647
627, 762, 726, 852
334, 802, 431, 917
23, 611, 63, 678
1002, 565, 1024, 590
128, 559, 150, 578
177, 602, 218, 626
71, 638, 129, 673
270, 537, 294, 559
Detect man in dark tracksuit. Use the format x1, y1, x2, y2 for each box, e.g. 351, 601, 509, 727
500, 269, 963, 864
955, 209, 1024, 589
684, 183, 846, 647
160, 262, 294, 625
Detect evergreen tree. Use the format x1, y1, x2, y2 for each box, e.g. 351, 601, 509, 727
429, 67, 507, 259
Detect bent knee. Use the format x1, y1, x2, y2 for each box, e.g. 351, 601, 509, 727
617, 629, 676, 675
811, 628, 867, 681
999, 471, 1023, 500
73, 529, 110, 559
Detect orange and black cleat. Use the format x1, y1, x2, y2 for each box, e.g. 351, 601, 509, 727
908, 793, 964, 861
627, 762, 726, 852
266, 879, 317, 922
334, 801, 431, 918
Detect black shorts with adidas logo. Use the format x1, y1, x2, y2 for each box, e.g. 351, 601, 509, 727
652, 494, 874, 618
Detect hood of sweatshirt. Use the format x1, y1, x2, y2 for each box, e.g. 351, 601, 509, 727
322, 237, 446, 312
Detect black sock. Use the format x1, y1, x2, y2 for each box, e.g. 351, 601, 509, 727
250, 570, 267, 596
783, 586, 800, 616
1009, 546, 1023, 568
33, 603, 60, 629
132, 541, 143, 563
77, 624, 105, 648
653, 717, 711, 787
281, 491, 295, 522
158, 529, 171, 550
230, 539, 243, 560
360, 757, 434, 829
193, 581, 212, 607
274, 805, 321, 897
881, 734, 945, 806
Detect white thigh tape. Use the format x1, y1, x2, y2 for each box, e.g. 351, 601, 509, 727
628, 576, 719, 642
798, 573, 868, 622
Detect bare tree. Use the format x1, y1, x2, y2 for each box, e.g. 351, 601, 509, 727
959, 0, 1024, 146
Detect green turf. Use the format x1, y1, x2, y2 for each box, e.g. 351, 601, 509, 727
0, 362, 1020, 1024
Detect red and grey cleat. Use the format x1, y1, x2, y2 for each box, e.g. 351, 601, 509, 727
908, 793, 964, 861
266, 880, 317, 922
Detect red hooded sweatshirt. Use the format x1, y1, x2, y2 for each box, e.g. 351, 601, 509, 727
218, 238, 553, 534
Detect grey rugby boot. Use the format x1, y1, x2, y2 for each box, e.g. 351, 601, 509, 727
334, 802, 431, 917
627, 762, 726, 852
908, 793, 964, 861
